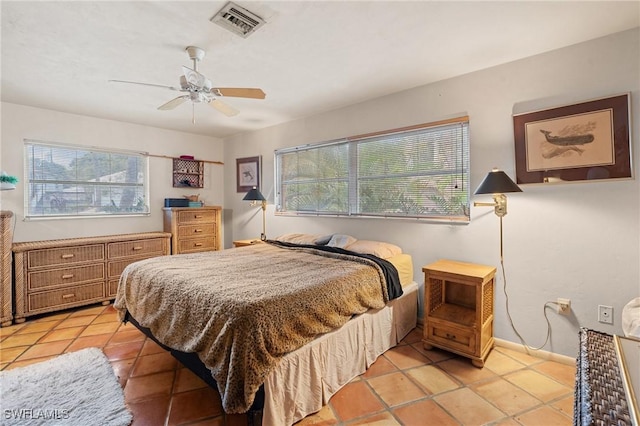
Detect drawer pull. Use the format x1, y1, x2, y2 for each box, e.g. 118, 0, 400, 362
61, 274, 74, 279
132, 246, 143, 251
194, 215, 203, 219
445, 333, 456, 340
62, 293, 75, 299
61, 254, 75, 259
194, 243, 203, 247
194, 229, 203, 233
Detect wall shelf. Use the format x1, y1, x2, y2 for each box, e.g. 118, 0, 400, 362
173, 158, 204, 188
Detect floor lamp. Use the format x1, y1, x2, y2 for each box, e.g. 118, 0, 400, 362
243, 186, 267, 241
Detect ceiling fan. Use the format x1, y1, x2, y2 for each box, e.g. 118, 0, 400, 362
109, 46, 265, 123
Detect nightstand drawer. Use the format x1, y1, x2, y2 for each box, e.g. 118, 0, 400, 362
176, 210, 216, 224
427, 321, 475, 355
28, 264, 105, 290
27, 245, 105, 269
177, 224, 215, 239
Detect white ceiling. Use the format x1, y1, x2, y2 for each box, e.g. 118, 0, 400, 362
2, 1, 639, 139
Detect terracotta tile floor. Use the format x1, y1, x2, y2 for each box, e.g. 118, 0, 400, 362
0, 304, 576, 425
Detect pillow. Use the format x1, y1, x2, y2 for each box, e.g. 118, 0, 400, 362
345, 239, 402, 259
274, 233, 323, 245
313, 234, 333, 245
326, 234, 357, 248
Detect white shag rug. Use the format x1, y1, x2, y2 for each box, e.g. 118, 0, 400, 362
0, 347, 132, 426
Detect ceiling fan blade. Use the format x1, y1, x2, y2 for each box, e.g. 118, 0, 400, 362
108, 80, 180, 91
212, 87, 266, 99
182, 66, 207, 89
209, 99, 239, 117
158, 96, 189, 110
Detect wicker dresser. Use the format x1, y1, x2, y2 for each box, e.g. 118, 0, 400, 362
1, 211, 14, 326
12, 232, 170, 323
163, 206, 222, 254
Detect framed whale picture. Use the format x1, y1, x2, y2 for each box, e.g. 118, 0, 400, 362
513, 94, 631, 184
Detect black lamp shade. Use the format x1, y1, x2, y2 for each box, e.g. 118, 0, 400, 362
243, 187, 266, 201
474, 169, 522, 195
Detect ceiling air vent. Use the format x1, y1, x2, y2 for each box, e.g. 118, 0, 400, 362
211, 2, 265, 38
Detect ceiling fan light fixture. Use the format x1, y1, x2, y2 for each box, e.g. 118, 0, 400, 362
211, 2, 265, 38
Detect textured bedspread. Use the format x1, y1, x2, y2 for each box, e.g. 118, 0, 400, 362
113, 242, 393, 413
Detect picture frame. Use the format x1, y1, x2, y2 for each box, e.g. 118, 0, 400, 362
513, 94, 631, 184
236, 156, 261, 193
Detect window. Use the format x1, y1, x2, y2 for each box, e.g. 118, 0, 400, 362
275, 117, 469, 221
24, 140, 149, 218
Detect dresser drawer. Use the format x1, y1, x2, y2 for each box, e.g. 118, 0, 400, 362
27, 245, 105, 269
107, 255, 160, 278
178, 237, 217, 253
427, 321, 475, 355
107, 238, 166, 259
176, 209, 216, 224
107, 279, 119, 297
177, 224, 215, 239
28, 282, 105, 312
28, 264, 105, 291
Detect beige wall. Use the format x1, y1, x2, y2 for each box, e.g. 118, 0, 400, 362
223, 28, 640, 357
0, 103, 225, 242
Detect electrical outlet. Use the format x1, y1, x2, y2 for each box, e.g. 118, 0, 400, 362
557, 298, 571, 315
598, 305, 613, 324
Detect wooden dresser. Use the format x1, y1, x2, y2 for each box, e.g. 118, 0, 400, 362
163, 206, 221, 254
12, 232, 170, 323
1, 211, 14, 326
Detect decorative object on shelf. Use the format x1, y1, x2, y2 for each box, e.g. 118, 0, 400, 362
513, 93, 631, 184
0, 171, 18, 191
236, 156, 261, 192
173, 157, 204, 188
474, 168, 522, 261
243, 186, 267, 241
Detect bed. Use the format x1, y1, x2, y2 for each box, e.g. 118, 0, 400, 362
114, 235, 418, 425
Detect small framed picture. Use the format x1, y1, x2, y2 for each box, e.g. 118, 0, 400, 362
513, 94, 631, 184
236, 156, 261, 192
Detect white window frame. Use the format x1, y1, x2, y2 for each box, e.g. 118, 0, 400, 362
275, 117, 470, 222
24, 140, 150, 219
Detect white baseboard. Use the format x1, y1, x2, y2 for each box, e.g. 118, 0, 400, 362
494, 337, 575, 366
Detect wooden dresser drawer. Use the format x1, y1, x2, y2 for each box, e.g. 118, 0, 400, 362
27, 245, 105, 269
107, 255, 160, 278
176, 209, 216, 224
427, 321, 475, 355
107, 238, 167, 259
177, 223, 215, 239
28, 282, 105, 312
28, 264, 105, 290
178, 237, 217, 253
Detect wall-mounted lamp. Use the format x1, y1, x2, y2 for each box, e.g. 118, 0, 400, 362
243, 186, 267, 241
474, 168, 522, 261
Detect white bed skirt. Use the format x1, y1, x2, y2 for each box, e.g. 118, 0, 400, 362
262, 281, 419, 425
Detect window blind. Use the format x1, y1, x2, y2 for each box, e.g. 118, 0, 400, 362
24, 140, 150, 218
275, 117, 470, 221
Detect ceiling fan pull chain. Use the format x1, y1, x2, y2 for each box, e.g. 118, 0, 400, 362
192, 102, 196, 124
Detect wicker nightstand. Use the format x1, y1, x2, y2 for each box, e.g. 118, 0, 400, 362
233, 239, 263, 248
422, 259, 496, 367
